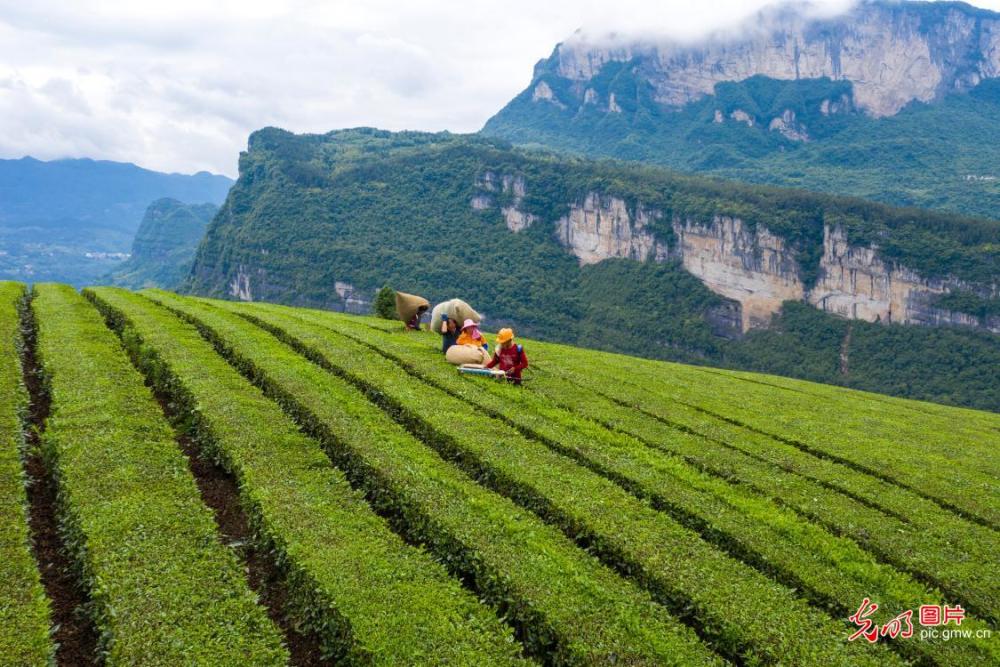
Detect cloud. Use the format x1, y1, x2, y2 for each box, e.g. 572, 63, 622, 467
570, 0, 857, 44
0, 0, 998, 176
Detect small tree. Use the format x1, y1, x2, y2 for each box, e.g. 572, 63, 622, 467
373, 285, 397, 320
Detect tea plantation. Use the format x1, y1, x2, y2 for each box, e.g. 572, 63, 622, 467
2, 281, 997, 665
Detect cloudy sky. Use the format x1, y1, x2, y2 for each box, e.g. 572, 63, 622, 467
1, 0, 997, 177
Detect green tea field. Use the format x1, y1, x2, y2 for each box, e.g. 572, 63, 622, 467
2, 281, 998, 665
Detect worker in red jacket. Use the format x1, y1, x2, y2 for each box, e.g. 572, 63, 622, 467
486, 328, 528, 385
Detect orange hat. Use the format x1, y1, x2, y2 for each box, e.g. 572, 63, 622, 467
496, 328, 514, 344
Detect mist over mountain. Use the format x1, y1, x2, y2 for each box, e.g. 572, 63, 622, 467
0, 157, 232, 285
483, 0, 1000, 218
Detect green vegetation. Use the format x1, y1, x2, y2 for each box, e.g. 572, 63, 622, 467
207, 297, 904, 666
539, 339, 1000, 528
30, 284, 288, 664
107, 198, 219, 289
86, 286, 528, 665
143, 288, 722, 665
183, 127, 1000, 411
227, 299, 998, 664
302, 309, 1000, 629
724, 301, 1000, 412
373, 284, 397, 319
483, 71, 1000, 222
0, 282, 53, 665
5, 284, 998, 663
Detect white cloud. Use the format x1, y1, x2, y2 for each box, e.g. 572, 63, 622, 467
0, 0, 997, 176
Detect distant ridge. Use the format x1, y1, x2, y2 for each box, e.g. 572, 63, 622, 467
0, 156, 232, 285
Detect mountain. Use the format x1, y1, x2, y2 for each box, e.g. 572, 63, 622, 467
106, 198, 219, 289
0, 157, 232, 285
482, 0, 1000, 220
184, 127, 1000, 410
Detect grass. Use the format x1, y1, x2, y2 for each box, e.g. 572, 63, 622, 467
30, 284, 288, 664
0, 281, 53, 665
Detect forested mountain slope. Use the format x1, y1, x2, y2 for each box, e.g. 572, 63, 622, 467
107, 198, 219, 289
184, 128, 1000, 410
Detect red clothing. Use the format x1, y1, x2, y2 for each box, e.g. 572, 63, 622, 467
486, 344, 528, 382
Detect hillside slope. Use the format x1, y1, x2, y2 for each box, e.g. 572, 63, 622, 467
5, 282, 998, 662
107, 198, 219, 289
184, 128, 999, 410
0, 157, 231, 285
482, 0, 1000, 220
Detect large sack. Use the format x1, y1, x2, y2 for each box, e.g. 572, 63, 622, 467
450, 299, 481, 326
445, 344, 490, 366
430, 298, 481, 334
429, 302, 448, 334
395, 291, 430, 324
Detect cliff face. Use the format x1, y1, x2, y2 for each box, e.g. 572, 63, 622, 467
554, 194, 668, 264
808, 225, 1000, 331
482, 2, 1000, 223
673, 216, 805, 330
549, 1, 1000, 117
493, 186, 998, 334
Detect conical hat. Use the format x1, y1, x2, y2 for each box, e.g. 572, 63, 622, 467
395, 291, 430, 323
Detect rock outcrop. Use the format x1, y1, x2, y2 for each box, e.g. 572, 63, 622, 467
545, 1, 1000, 117
768, 109, 809, 141
229, 264, 254, 301
807, 226, 999, 332
227, 264, 369, 313
673, 216, 804, 330
554, 194, 668, 265
674, 217, 999, 333
538, 190, 998, 334
471, 171, 537, 232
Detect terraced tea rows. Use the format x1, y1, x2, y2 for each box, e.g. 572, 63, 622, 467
87, 287, 527, 665
170, 298, 896, 666
234, 301, 995, 665
0, 282, 53, 664
316, 311, 1000, 625
31, 284, 290, 664
1, 281, 996, 665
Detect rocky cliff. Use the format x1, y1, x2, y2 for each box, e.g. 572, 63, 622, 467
547, 1, 1000, 118
672, 216, 805, 330
481, 2, 1000, 222
673, 217, 1000, 332
554, 194, 668, 264
473, 180, 999, 334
